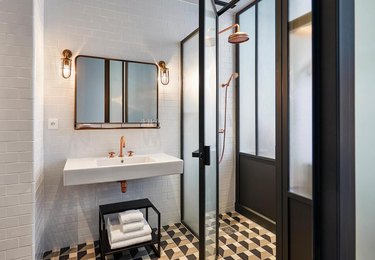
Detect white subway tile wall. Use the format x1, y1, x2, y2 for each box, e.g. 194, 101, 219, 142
34, 0, 45, 259
43, 0, 198, 252
0, 0, 237, 255
218, 13, 236, 214
0, 0, 36, 259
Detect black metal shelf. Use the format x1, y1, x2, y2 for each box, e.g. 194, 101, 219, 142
99, 198, 161, 259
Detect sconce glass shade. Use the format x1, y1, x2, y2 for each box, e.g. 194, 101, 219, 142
61, 49, 72, 79
160, 69, 169, 85
158, 61, 169, 85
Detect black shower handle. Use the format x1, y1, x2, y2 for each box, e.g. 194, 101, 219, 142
191, 147, 211, 165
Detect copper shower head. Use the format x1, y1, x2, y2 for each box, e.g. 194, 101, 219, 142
228, 31, 249, 44
219, 24, 249, 44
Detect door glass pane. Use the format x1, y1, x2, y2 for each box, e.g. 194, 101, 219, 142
109, 60, 123, 123
356, 0, 375, 258
127, 62, 158, 123
289, 12, 312, 198
204, 0, 217, 257
182, 32, 199, 235
76, 57, 105, 123
257, 0, 276, 158
239, 8, 256, 155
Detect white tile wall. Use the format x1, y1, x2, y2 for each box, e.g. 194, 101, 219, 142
218, 12, 236, 214
42, 0, 199, 252
0, 0, 36, 259
34, 0, 45, 259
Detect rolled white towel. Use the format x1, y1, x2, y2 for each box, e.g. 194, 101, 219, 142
121, 220, 144, 233
118, 209, 143, 224
108, 234, 152, 250
107, 216, 152, 244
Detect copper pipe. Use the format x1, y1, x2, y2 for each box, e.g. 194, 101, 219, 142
119, 136, 126, 157
120, 181, 127, 193
218, 24, 240, 34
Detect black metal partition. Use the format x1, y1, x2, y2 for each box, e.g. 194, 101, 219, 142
235, 0, 277, 233
183, 0, 355, 259
237, 0, 315, 259
312, 0, 355, 259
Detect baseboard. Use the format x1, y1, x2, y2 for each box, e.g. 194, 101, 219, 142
235, 203, 276, 233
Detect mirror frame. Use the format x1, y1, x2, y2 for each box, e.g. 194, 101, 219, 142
74, 55, 160, 130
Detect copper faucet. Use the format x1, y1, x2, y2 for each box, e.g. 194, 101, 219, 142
119, 136, 126, 157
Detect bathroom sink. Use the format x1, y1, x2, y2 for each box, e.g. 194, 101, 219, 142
96, 156, 154, 167
63, 153, 183, 186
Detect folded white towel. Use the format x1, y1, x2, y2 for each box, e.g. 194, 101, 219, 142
121, 220, 144, 233
107, 216, 152, 244
108, 234, 152, 250
107, 217, 144, 233
118, 209, 144, 224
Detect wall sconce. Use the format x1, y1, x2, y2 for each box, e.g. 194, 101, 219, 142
158, 61, 169, 85
61, 49, 72, 79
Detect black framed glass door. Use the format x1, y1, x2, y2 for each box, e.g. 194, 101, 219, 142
198, 0, 218, 258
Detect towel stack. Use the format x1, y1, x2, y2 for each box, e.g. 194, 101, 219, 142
106, 210, 152, 249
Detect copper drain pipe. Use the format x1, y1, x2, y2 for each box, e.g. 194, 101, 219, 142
120, 180, 127, 193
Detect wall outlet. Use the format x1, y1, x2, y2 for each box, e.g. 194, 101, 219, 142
48, 118, 59, 130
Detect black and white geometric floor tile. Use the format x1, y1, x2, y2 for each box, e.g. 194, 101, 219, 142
42, 212, 276, 260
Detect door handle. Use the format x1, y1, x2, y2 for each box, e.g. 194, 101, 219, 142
192, 149, 200, 158
191, 146, 211, 166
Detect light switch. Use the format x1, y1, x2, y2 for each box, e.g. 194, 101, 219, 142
48, 118, 59, 130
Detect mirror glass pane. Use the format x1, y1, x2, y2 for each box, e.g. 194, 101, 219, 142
76, 57, 105, 123
110, 60, 123, 123
127, 62, 158, 123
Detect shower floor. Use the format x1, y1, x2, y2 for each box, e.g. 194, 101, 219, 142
42, 212, 276, 260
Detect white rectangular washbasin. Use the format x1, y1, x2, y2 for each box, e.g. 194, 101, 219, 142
63, 153, 183, 186
96, 156, 154, 167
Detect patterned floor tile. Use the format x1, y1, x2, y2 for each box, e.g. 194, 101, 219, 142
43, 212, 276, 260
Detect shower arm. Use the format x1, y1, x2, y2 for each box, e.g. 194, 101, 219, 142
219, 24, 239, 35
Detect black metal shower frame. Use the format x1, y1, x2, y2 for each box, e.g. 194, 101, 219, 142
180, 1, 241, 258
181, 0, 356, 259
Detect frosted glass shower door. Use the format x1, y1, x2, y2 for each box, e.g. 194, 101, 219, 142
182, 31, 199, 235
